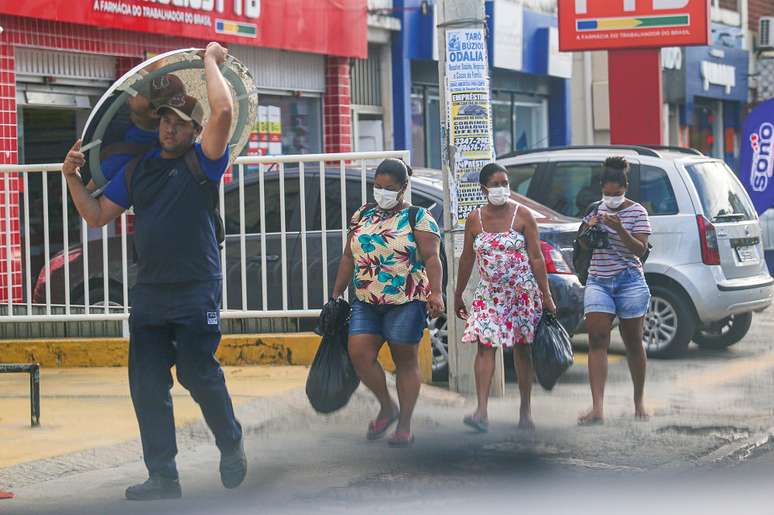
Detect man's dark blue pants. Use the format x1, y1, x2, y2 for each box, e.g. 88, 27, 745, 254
128, 279, 242, 480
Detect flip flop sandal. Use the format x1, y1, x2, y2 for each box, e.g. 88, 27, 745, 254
463, 415, 489, 433
577, 416, 604, 427
367, 412, 399, 441
387, 431, 414, 448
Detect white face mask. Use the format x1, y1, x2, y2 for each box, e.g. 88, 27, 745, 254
603, 194, 626, 209
373, 187, 400, 210
487, 186, 510, 206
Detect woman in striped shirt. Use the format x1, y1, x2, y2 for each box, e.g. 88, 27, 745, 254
578, 157, 652, 426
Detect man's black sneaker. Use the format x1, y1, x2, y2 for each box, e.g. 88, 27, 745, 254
220, 438, 247, 489
125, 476, 182, 501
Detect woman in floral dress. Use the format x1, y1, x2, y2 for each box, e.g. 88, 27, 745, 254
454, 163, 556, 432
331, 158, 444, 447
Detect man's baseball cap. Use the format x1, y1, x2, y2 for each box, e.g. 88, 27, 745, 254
156, 94, 205, 126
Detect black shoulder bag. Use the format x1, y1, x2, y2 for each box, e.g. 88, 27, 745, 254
572, 201, 606, 286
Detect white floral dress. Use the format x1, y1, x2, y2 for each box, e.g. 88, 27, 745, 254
461, 207, 543, 348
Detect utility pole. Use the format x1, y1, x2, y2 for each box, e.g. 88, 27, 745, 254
436, 0, 504, 396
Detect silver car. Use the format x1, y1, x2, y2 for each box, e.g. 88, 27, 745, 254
497, 145, 774, 357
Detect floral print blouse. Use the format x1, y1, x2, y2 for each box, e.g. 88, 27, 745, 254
349, 205, 440, 305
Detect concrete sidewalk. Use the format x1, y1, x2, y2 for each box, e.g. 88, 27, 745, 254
0, 366, 308, 468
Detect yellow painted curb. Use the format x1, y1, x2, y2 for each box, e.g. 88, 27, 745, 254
0, 331, 434, 383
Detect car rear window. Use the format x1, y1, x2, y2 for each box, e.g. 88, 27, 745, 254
638, 165, 678, 215
686, 161, 755, 222
543, 161, 603, 218
504, 163, 538, 196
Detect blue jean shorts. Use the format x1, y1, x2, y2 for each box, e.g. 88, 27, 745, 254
349, 299, 427, 344
584, 268, 651, 320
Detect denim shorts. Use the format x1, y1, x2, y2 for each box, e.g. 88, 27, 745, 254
349, 299, 427, 344
584, 268, 651, 319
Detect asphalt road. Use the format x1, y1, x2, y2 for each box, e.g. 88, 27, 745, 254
6, 308, 774, 515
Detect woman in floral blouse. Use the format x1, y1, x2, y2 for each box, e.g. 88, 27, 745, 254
331, 158, 444, 447
455, 163, 556, 432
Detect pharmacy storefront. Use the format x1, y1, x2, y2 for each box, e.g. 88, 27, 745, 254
0, 0, 366, 302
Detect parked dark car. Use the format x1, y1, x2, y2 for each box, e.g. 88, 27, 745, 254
35, 166, 584, 379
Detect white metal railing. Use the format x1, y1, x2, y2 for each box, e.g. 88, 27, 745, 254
0, 150, 410, 324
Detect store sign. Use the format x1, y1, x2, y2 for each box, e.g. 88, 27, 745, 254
493, 0, 523, 71
0, 0, 367, 58
661, 47, 683, 70
445, 28, 494, 228
741, 99, 774, 214
547, 27, 573, 79
558, 0, 710, 51
701, 60, 735, 93
684, 45, 747, 102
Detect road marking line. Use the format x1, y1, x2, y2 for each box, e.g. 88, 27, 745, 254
572, 352, 624, 366
674, 351, 774, 389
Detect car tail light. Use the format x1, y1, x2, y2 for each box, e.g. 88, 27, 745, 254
33, 248, 82, 302
541, 241, 572, 274
697, 215, 720, 265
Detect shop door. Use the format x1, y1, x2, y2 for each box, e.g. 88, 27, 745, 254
353, 111, 384, 152
690, 99, 723, 158
21, 107, 87, 291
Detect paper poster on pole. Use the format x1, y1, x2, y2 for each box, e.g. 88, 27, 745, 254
445, 28, 495, 228
268, 105, 283, 155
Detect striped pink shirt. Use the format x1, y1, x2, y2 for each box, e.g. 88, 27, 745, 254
583, 202, 651, 278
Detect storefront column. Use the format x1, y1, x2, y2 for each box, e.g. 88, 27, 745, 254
0, 44, 22, 303
324, 57, 353, 154
549, 77, 571, 147
608, 48, 663, 145
390, 0, 413, 154
723, 100, 740, 168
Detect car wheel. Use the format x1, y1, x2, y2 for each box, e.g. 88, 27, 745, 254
693, 312, 753, 350
643, 285, 696, 358
73, 286, 125, 312
428, 314, 449, 381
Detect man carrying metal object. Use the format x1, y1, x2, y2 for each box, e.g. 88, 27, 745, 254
93, 73, 187, 190
61, 42, 246, 501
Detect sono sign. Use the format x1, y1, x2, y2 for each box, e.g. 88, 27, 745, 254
741, 99, 774, 215
558, 0, 710, 51
749, 123, 773, 193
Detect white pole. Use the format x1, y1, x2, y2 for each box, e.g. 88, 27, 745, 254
437, 0, 504, 396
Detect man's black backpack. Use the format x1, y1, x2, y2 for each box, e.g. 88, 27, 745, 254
121, 146, 226, 247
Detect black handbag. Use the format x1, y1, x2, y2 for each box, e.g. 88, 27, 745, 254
572, 202, 606, 286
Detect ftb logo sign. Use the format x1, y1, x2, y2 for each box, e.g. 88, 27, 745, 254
741, 99, 774, 214
749, 123, 774, 193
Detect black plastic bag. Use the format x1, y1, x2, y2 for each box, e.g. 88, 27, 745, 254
306, 298, 360, 414
532, 312, 574, 391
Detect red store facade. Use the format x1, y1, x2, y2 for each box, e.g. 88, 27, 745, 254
0, 0, 367, 303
